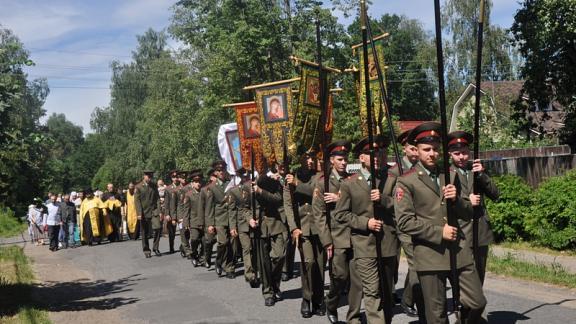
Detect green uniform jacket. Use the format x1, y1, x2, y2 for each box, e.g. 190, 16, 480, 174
186, 187, 203, 229
311, 169, 350, 248
256, 175, 285, 237
384, 158, 416, 245
454, 167, 499, 247
394, 163, 474, 271
333, 170, 399, 258
229, 183, 251, 233
165, 184, 179, 219
200, 180, 231, 227
284, 169, 317, 236
134, 181, 160, 228
177, 185, 192, 228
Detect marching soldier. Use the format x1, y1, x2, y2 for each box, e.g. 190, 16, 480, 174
165, 170, 179, 254
134, 170, 161, 258
229, 168, 258, 286
187, 169, 205, 267
333, 135, 398, 324
252, 173, 286, 306
176, 171, 193, 258
394, 122, 486, 324
284, 151, 326, 318
385, 129, 425, 320
312, 140, 363, 324
200, 160, 234, 278
447, 131, 499, 284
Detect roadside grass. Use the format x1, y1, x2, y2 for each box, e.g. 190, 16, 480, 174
0, 208, 27, 238
495, 241, 576, 257
488, 252, 576, 289
0, 246, 50, 324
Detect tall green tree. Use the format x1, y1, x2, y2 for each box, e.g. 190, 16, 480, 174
0, 27, 50, 211
511, 0, 576, 145
442, 0, 515, 89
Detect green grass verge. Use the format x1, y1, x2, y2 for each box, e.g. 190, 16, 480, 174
495, 241, 576, 257
0, 246, 51, 324
488, 252, 576, 289
0, 208, 28, 238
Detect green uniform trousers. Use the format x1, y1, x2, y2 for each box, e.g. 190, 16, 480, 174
300, 235, 325, 305
355, 256, 396, 324
238, 231, 255, 282
204, 230, 217, 266
180, 228, 191, 256
401, 238, 426, 321
417, 264, 487, 324
261, 233, 286, 299
216, 226, 234, 273
190, 227, 203, 260
326, 248, 363, 324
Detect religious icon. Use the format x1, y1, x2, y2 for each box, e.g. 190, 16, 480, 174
368, 54, 378, 80
305, 76, 320, 107
225, 130, 242, 170
264, 94, 288, 123
244, 113, 261, 138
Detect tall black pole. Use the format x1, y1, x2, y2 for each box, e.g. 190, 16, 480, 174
364, 15, 403, 175
472, 0, 486, 279
433, 0, 461, 314
315, 13, 331, 222
361, 0, 388, 315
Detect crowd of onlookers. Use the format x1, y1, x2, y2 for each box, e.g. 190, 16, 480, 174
26, 183, 136, 251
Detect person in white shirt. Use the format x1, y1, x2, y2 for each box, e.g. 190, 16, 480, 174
44, 194, 63, 251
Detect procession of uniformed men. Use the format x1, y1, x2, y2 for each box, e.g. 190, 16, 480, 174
132, 121, 499, 324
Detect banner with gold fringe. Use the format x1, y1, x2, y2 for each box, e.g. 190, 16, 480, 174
352, 33, 389, 136
245, 80, 296, 166
224, 101, 266, 173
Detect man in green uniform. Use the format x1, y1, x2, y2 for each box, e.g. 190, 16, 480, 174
252, 174, 286, 306
312, 140, 363, 324
447, 131, 499, 284
187, 169, 205, 267
135, 170, 161, 258
229, 168, 257, 285
395, 122, 486, 324
333, 135, 398, 324
284, 151, 326, 318
176, 171, 193, 258
200, 160, 234, 278
164, 170, 179, 254
385, 129, 424, 320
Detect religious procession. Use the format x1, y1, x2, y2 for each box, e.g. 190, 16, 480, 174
22, 2, 502, 324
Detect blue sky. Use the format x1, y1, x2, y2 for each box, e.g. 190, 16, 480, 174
0, 0, 522, 133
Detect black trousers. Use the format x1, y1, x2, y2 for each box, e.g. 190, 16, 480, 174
166, 221, 176, 251
109, 213, 123, 242
48, 225, 60, 250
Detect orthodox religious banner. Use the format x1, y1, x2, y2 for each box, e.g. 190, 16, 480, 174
352, 33, 389, 136
217, 123, 241, 175
225, 101, 266, 173
245, 79, 298, 166
290, 62, 335, 157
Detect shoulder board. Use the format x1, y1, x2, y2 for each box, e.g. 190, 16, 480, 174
400, 168, 417, 178
346, 173, 360, 181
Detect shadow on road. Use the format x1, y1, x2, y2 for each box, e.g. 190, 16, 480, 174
0, 274, 142, 317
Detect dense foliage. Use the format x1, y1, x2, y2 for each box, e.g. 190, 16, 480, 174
486, 172, 576, 250
511, 0, 576, 144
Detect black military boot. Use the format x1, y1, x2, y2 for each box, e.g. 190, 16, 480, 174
301, 299, 312, 318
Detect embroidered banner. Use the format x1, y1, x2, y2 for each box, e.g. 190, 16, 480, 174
231, 101, 266, 173
353, 33, 389, 136
290, 61, 336, 159
254, 82, 294, 166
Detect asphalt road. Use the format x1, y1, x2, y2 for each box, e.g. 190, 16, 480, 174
24, 237, 576, 324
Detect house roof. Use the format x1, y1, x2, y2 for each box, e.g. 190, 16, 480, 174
480, 80, 525, 115
397, 120, 430, 133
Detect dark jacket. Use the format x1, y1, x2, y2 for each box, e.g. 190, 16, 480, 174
58, 201, 77, 224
